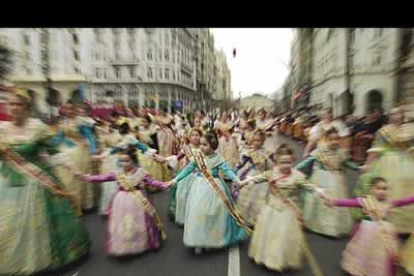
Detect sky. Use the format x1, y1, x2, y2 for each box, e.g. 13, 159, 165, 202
211, 28, 294, 99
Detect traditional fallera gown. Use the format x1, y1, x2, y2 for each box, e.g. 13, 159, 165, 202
215, 120, 239, 169
244, 167, 324, 272
166, 144, 200, 226
86, 167, 168, 256
353, 123, 414, 233
331, 196, 414, 276
137, 124, 171, 182
98, 133, 157, 213
154, 114, 178, 157
256, 117, 279, 152
53, 116, 98, 211
296, 146, 358, 237
235, 147, 272, 226
97, 130, 123, 215
0, 118, 90, 275
172, 152, 249, 248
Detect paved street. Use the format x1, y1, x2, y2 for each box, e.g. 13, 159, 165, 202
42, 135, 359, 276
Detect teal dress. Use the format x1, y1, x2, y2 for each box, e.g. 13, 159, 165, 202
172, 153, 248, 248
0, 119, 90, 275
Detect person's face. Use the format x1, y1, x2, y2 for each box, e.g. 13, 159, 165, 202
252, 134, 264, 150
327, 133, 340, 151
9, 95, 27, 121
141, 118, 150, 129
371, 181, 389, 201
194, 118, 201, 128
389, 110, 404, 125
77, 107, 86, 117
324, 112, 332, 122
258, 111, 265, 120
65, 104, 76, 118
190, 130, 201, 146
119, 154, 134, 171
277, 155, 294, 173
200, 137, 214, 155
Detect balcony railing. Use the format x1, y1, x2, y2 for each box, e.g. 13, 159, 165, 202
109, 58, 141, 65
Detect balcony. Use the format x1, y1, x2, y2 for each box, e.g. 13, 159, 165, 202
109, 58, 141, 65
181, 63, 193, 74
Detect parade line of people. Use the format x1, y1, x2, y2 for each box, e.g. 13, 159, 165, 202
1, 87, 414, 276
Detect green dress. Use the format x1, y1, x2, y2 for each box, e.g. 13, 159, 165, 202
352, 123, 414, 233
296, 147, 359, 237
0, 119, 90, 275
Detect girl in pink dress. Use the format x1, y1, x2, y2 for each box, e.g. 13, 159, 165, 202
326, 177, 414, 276
80, 146, 171, 256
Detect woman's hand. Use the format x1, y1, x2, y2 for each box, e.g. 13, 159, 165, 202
154, 154, 167, 163
165, 180, 176, 188
91, 155, 103, 162
359, 164, 368, 174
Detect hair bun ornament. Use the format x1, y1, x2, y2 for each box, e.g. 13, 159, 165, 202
14, 87, 31, 100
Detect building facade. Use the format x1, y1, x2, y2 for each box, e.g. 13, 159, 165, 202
283, 28, 413, 118
213, 49, 231, 101
0, 28, 229, 114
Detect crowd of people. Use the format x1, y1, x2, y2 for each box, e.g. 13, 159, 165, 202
1, 87, 414, 276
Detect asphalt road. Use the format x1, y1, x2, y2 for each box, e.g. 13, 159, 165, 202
39, 135, 397, 276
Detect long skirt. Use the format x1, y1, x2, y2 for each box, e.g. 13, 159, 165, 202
106, 190, 162, 256
0, 171, 90, 275
341, 220, 398, 276
138, 152, 171, 184
98, 153, 119, 215
218, 137, 239, 169
249, 196, 303, 271
183, 176, 248, 248
235, 165, 269, 226
55, 143, 96, 211
303, 168, 353, 237
353, 150, 414, 233
175, 173, 197, 226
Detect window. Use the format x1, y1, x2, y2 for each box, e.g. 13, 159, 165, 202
96, 68, 102, 78
74, 67, 80, 74
115, 67, 121, 79
24, 51, 31, 60
165, 68, 170, 79
129, 66, 135, 78
165, 32, 170, 44
159, 68, 163, 79
148, 68, 153, 79
73, 33, 79, 45
41, 50, 47, 61
103, 68, 107, 79
74, 50, 80, 61
373, 53, 382, 66
24, 34, 30, 46
173, 71, 176, 81
115, 48, 121, 59
165, 50, 169, 61
159, 49, 163, 61
147, 49, 153, 60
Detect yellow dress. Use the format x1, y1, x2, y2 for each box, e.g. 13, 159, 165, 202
246, 168, 321, 272
54, 117, 96, 211
138, 125, 171, 183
